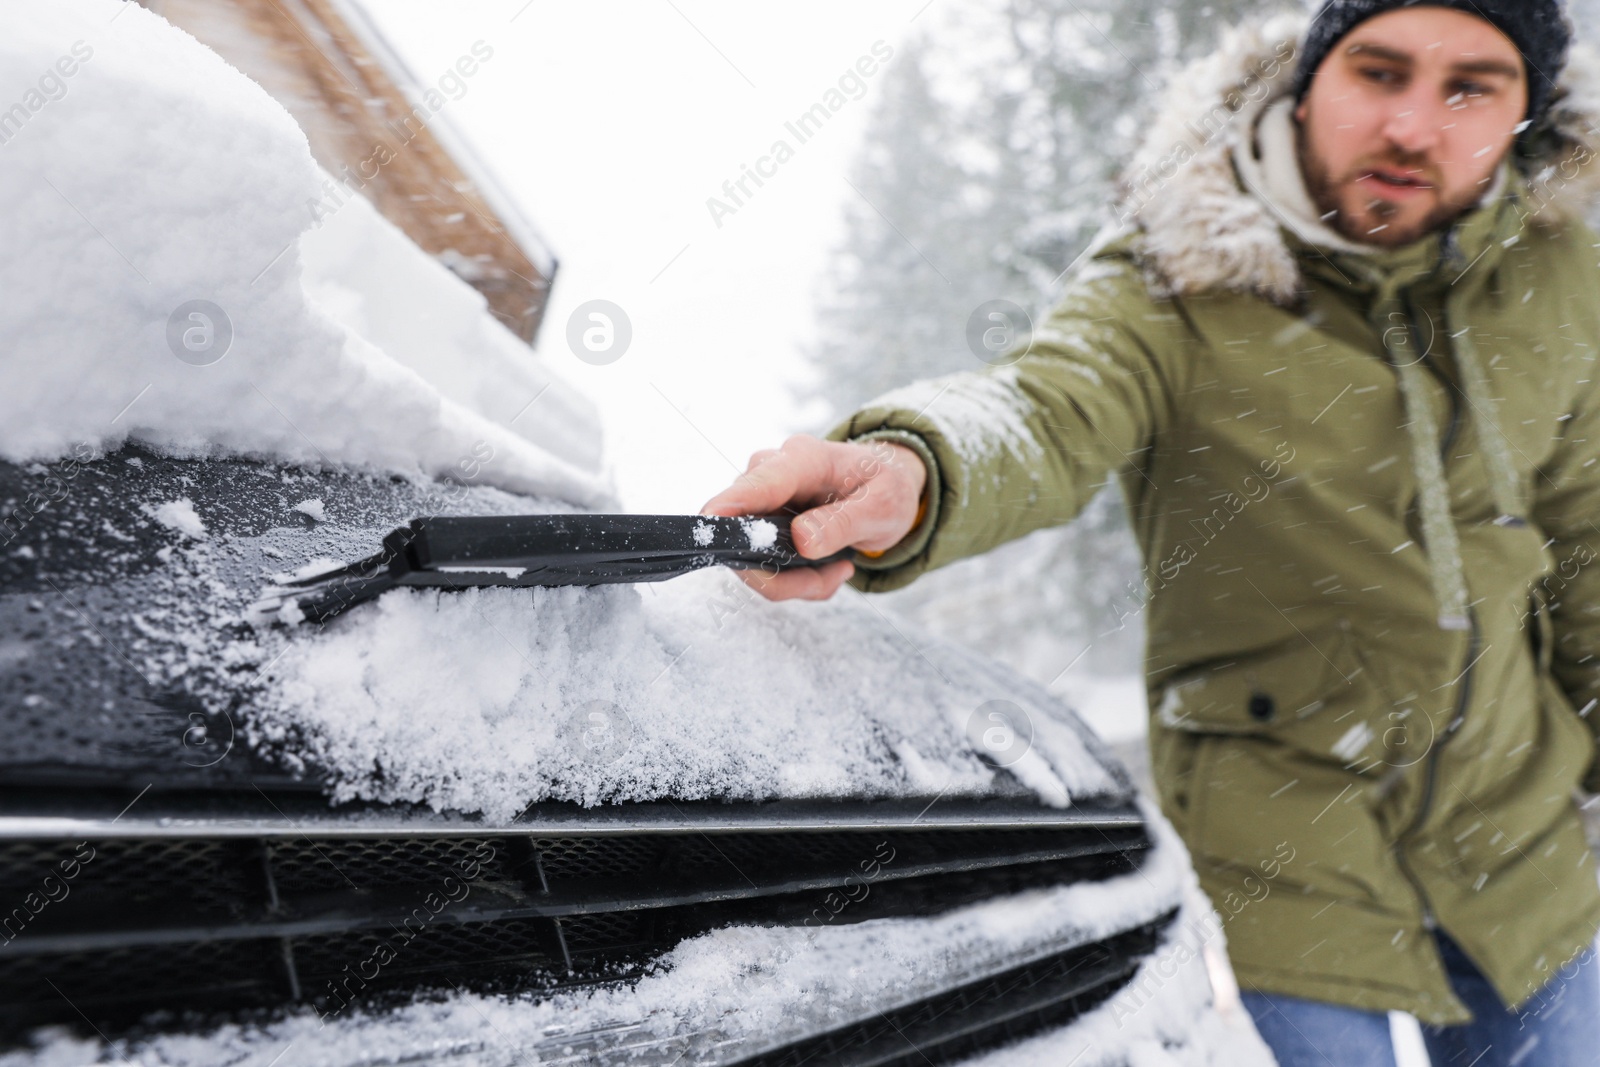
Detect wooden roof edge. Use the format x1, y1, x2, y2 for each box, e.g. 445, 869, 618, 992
331, 0, 558, 280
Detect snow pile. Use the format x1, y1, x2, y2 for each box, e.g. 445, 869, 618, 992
298, 188, 602, 478
2, 802, 1269, 1066
252, 569, 1121, 818
291, 498, 326, 523
739, 516, 778, 550
0, 0, 606, 507
143, 498, 207, 540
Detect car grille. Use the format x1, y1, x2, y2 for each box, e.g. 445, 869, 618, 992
725, 912, 1176, 1067
0, 795, 1151, 1042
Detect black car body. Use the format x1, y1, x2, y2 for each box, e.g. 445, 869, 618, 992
0, 447, 1190, 1065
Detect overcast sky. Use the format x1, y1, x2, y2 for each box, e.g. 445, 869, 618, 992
362, 0, 932, 510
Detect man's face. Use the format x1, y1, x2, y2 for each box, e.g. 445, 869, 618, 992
1295, 7, 1529, 248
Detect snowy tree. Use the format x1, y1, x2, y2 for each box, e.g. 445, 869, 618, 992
806, 1, 1270, 417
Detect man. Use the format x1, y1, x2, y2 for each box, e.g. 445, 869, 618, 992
705, 2, 1600, 1063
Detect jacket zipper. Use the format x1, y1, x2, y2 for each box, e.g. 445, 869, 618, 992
1392, 611, 1478, 929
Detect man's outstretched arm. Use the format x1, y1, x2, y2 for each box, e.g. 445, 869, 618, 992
703, 250, 1188, 601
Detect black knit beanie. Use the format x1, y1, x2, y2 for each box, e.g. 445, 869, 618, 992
1291, 0, 1572, 129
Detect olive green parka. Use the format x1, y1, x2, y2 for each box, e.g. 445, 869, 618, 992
831, 15, 1600, 1023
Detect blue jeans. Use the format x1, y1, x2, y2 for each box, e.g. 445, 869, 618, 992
1241, 930, 1599, 1066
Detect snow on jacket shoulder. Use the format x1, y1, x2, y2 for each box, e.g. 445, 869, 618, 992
830, 14, 1600, 1024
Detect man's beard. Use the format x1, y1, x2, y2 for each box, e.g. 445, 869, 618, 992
1297, 129, 1480, 249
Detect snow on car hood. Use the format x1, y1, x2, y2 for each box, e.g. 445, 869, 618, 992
0, 0, 607, 508
20, 445, 1122, 817
250, 567, 1123, 818
0, 802, 1271, 1067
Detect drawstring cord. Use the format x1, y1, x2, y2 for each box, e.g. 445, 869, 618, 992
1446, 295, 1525, 520
1377, 278, 1522, 632
1391, 344, 1473, 631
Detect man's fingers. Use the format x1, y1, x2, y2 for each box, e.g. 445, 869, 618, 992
792, 497, 861, 560
701, 453, 798, 517
796, 560, 856, 600
702, 435, 922, 566
793, 462, 915, 558
700, 437, 835, 518
733, 559, 854, 601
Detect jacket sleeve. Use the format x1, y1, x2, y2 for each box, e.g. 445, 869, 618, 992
825, 253, 1190, 593
1531, 369, 1600, 792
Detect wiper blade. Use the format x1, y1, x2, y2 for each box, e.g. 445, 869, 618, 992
249, 514, 849, 625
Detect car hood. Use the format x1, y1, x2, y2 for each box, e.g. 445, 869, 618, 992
0, 449, 1132, 819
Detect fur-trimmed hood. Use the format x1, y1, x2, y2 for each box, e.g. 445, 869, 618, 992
1119, 13, 1600, 304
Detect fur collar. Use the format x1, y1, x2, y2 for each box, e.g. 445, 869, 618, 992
1117, 13, 1600, 304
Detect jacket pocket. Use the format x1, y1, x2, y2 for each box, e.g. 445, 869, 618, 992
1152, 620, 1390, 766
1164, 622, 1397, 898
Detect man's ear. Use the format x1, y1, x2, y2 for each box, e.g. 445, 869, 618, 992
1294, 98, 1308, 124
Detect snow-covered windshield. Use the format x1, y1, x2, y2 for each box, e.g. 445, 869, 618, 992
0, 0, 605, 509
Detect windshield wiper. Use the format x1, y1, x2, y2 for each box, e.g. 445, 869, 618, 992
249, 513, 851, 625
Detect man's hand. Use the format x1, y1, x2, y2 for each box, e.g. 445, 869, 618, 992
701, 435, 928, 601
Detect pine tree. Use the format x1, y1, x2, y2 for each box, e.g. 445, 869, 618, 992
804, 47, 1004, 416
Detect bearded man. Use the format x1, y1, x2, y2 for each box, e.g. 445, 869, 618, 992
705, 2, 1600, 1063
